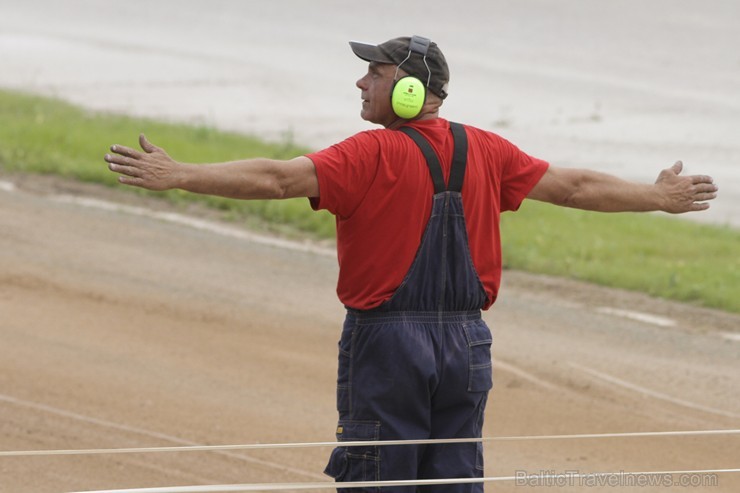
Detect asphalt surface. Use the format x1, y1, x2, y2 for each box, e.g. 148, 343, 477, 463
1, 0, 739, 226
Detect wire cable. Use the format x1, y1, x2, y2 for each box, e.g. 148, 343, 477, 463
68, 468, 740, 493
2, 428, 738, 458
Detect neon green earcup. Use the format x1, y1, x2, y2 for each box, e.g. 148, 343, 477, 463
391, 76, 426, 119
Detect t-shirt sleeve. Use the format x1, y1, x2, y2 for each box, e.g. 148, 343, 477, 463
305, 131, 382, 219
497, 137, 550, 212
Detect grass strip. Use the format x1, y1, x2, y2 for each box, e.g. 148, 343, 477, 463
1, 88, 738, 312
0, 89, 334, 238
501, 201, 738, 312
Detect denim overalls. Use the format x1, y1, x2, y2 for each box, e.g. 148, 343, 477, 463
325, 123, 493, 493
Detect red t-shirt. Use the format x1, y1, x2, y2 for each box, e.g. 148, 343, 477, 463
307, 118, 548, 310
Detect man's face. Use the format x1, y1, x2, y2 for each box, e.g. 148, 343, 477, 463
356, 62, 398, 127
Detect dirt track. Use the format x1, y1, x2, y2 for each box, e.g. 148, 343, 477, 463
1, 174, 738, 493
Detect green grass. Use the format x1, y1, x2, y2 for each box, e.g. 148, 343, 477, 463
501, 201, 739, 311
0, 89, 335, 239
1, 88, 738, 312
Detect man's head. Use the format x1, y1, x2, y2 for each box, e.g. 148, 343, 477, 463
351, 35, 449, 127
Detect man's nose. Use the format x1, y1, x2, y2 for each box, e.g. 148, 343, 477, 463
356, 74, 369, 90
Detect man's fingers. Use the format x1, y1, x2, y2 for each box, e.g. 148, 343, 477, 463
105, 153, 145, 178
694, 191, 717, 202
107, 161, 144, 178
693, 182, 718, 193
690, 202, 711, 211
671, 160, 683, 174
691, 174, 715, 185
107, 134, 161, 158
139, 134, 160, 153
104, 153, 140, 169
104, 152, 131, 166
109, 144, 144, 159
117, 174, 146, 187
689, 180, 718, 203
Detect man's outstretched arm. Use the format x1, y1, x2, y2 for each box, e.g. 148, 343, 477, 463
527, 161, 717, 213
105, 134, 319, 199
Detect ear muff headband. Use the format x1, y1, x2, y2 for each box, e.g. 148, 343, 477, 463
391, 35, 432, 119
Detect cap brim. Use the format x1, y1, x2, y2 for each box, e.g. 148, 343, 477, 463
349, 41, 395, 63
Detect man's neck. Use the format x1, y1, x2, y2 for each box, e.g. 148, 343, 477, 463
385, 111, 440, 129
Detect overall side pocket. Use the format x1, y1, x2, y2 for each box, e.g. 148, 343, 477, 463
336, 325, 353, 414
324, 420, 381, 490
463, 320, 493, 392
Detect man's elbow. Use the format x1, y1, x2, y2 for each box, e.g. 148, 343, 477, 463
529, 182, 580, 208
528, 167, 582, 207
277, 158, 320, 199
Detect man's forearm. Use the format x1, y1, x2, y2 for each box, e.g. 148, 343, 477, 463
559, 170, 662, 212
177, 159, 296, 200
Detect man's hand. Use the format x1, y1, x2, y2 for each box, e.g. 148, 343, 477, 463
105, 134, 181, 191
655, 161, 718, 213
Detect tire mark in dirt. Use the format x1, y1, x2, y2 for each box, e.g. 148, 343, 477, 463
0, 393, 327, 481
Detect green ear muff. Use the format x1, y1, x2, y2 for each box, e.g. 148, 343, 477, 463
391, 75, 426, 119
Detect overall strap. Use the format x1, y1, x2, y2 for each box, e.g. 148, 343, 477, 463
399, 122, 469, 194
447, 122, 468, 193
399, 126, 446, 194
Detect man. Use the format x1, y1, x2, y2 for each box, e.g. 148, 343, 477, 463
104, 35, 717, 492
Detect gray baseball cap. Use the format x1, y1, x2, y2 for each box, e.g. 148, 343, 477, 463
349, 35, 450, 99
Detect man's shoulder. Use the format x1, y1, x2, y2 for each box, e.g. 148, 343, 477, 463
335, 127, 407, 147
455, 122, 503, 139
406, 118, 504, 140
333, 126, 418, 153
316, 119, 507, 155
453, 123, 513, 152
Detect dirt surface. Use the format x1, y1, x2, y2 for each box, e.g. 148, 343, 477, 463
1, 173, 738, 493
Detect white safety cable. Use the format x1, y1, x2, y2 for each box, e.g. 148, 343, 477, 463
68, 469, 740, 493
2, 428, 738, 457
